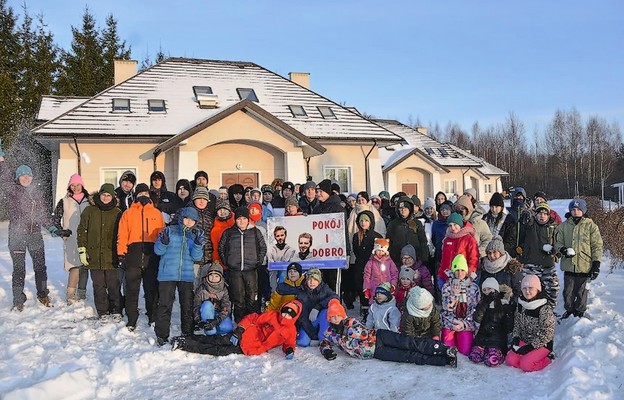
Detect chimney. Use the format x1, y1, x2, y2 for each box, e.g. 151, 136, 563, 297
289, 72, 310, 89
416, 127, 428, 136
114, 59, 138, 85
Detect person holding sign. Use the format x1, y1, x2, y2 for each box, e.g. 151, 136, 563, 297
295, 268, 339, 347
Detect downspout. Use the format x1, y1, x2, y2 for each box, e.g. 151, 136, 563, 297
153, 148, 162, 172
364, 139, 377, 194
305, 157, 311, 180
73, 136, 81, 175
461, 167, 469, 194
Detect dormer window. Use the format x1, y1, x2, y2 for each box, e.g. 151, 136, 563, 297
112, 98, 130, 112
237, 88, 259, 102
193, 86, 213, 97
148, 99, 166, 113
288, 105, 307, 117
317, 106, 336, 119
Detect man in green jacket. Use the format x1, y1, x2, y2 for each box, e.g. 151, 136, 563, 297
555, 199, 603, 319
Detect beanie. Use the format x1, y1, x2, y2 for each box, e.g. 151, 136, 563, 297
250, 187, 262, 197
371, 195, 381, 206
326, 298, 347, 321
67, 173, 84, 188
134, 183, 150, 195
209, 189, 219, 198
534, 191, 548, 202
14, 165, 33, 180
400, 244, 416, 261
569, 199, 587, 214
411, 195, 422, 208
331, 182, 341, 194
439, 201, 453, 213
357, 191, 370, 202
215, 199, 231, 212
176, 179, 191, 193
119, 170, 137, 185
447, 212, 464, 227
486, 235, 505, 254
303, 181, 316, 191
347, 193, 357, 201
286, 262, 303, 277
489, 192, 505, 208
316, 179, 332, 195
248, 202, 262, 222
451, 254, 469, 272
261, 184, 274, 194
379, 191, 390, 200
463, 188, 477, 199
375, 282, 393, 301
407, 286, 434, 310
282, 181, 295, 192
521, 274, 542, 292
280, 300, 302, 320
219, 186, 228, 195
481, 277, 500, 292
235, 206, 250, 220
306, 268, 322, 283
99, 183, 115, 197
399, 266, 415, 282
424, 198, 435, 210
285, 196, 299, 209
194, 170, 209, 182
372, 238, 390, 255
193, 187, 210, 201
535, 202, 551, 214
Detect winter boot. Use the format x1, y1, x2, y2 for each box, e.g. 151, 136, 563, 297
446, 346, 458, 368
76, 289, 87, 301
171, 335, 186, 351
156, 336, 169, 347
66, 287, 77, 305
111, 314, 123, 323
12, 304, 24, 312
37, 295, 53, 308
360, 305, 369, 324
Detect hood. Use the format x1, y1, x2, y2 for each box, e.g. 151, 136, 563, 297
395, 195, 414, 219
279, 299, 302, 325
177, 207, 199, 225
118, 170, 137, 187
356, 209, 376, 231
150, 171, 168, 191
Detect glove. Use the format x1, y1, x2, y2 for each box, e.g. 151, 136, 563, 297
192, 228, 206, 246
0, 138, 5, 158
512, 337, 520, 347
56, 229, 73, 238
515, 344, 534, 355
117, 255, 125, 269
284, 347, 294, 360
363, 289, 371, 299
78, 247, 89, 266
542, 244, 554, 255
48, 226, 59, 237
159, 228, 170, 245
322, 348, 337, 361
590, 261, 600, 280
515, 246, 523, 256
230, 326, 245, 346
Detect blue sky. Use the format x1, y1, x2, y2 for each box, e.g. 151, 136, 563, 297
9, 0, 624, 135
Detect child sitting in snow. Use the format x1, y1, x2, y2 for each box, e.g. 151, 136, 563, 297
363, 238, 398, 304
400, 244, 434, 296
395, 267, 416, 313
193, 263, 234, 336
366, 282, 401, 332
469, 278, 514, 367
441, 254, 480, 355
401, 286, 441, 340
266, 262, 305, 311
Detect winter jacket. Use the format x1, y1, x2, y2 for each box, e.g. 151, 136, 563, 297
116, 199, 165, 256
210, 215, 234, 265
296, 281, 339, 339
512, 292, 555, 351
320, 317, 377, 360
54, 190, 90, 270
77, 194, 121, 270
193, 269, 231, 323
312, 194, 345, 215
267, 276, 305, 311
114, 170, 136, 211
480, 257, 523, 303
366, 297, 401, 332
519, 216, 558, 268
386, 196, 429, 266
431, 218, 448, 263
238, 301, 302, 356
473, 292, 514, 351
395, 283, 414, 313
154, 211, 204, 282
192, 205, 215, 265
218, 225, 267, 271
467, 208, 492, 258
351, 211, 383, 273
408, 260, 434, 296
401, 306, 442, 339
441, 277, 480, 331
346, 203, 386, 246
363, 254, 399, 295
149, 171, 178, 224
555, 217, 603, 274
483, 211, 518, 258
438, 223, 479, 281
298, 196, 318, 215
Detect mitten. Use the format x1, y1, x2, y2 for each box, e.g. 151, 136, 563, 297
590, 261, 600, 280
284, 347, 294, 360
160, 228, 170, 245
363, 289, 371, 299
515, 344, 534, 355
203, 319, 218, 331
117, 255, 125, 269
230, 326, 245, 346
78, 247, 89, 266
192, 228, 206, 245
322, 349, 337, 361
56, 229, 73, 238
542, 244, 553, 255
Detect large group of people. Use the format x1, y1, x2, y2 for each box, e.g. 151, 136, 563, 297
0, 138, 604, 371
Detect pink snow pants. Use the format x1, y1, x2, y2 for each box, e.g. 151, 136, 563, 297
442, 328, 473, 355
505, 340, 551, 372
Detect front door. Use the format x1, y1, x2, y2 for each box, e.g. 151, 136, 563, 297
402, 183, 418, 197
222, 173, 258, 188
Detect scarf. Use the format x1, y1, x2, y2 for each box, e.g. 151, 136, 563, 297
482, 252, 512, 274
518, 296, 547, 310
298, 249, 310, 260
485, 212, 507, 237
275, 242, 286, 251
72, 192, 85, 203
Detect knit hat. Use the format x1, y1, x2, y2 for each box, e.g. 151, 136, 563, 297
219, 186, 228, 195
357, 212, 371, 225
371, 195, 381, 207
439, 201, 453, 213
134, 183, 150, 195
194, 170, 209, 183
306, 268, 322, 283
400, 244, 416, 261
451, 254, 469, 272
375, 282, 393, 301
486, 235, 505, 254
521, 274, 542, 292
424, 198, 435, 210
235, 206, 250, 220
331, 182, 341, 193
249, 187, 261, 197
179, 207, 199, 222
481, 277, 500, 292
326, 298, 347, 321
285, 196, 299, 209
535, 202, 551, 213
209, 189, 219, 198
302, 181, 316, 191
286, 262, 303, 277
399, 266, 415, 282
14, 165, 33, 180
150, 171, 166, 184
379, 191, 390, 200
489, 192, 505, 207
67, 173, 84, 187
248, 202, 262, 222
372, 238, 390, 255
411, 195, 422, 208
316, 179, 332, 195
229, 184, 244, 195
463, 188, 477, 199
347, 193, 357, 201
176, 179, 191, 193
569, 198, 587, 214
280, 300, 302, 320
357, 191, 370, 202
534, 191, 548, 202
261, 184, 273, 194
119, 170, 137, 185
215, 199, 231, 212
99, 183, 115, 197
407, 286, 434, 310
447, 212, 464, 227
205, 262, 224, 278
193, 187, 210, 201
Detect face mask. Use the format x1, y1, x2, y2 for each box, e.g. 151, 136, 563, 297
137, 196, 151, 205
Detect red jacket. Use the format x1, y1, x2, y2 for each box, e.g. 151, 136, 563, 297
438, 223, 479, 281
211, 216, 235, 265
239, 300, 301, 356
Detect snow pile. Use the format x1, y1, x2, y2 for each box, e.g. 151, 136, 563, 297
0, 212, 623, 399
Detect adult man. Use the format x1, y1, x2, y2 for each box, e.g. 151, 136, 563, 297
298, 180, 317, 215
115, 170, 136, 212
192, 170, 209, 192
149, 171, 178, 225
272, 181, 294, 209
295, 233, 315, 261
267, 226, 296, 264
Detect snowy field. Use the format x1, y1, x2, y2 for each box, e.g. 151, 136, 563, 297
0, 200, 623, 400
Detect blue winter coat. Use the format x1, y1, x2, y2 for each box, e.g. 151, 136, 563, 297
154, 210, 204, 282
431, 219, 448, 262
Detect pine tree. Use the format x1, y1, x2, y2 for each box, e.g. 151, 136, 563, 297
0, 0, 21, 143
100, 14, 131, 86
32, 14, 60, 103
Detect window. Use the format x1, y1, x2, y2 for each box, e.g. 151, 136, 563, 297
148, 99, 166, 113
323, 166, 351, 193
288, 105, 307, 117
101, 167, 137, 186
237, 88, 259, 102
317, 106, 337, 119
112, 98, 130, 112
425, 147, 435, 155
439, 148, 449, 157
444, 179, 457, 195
193, 86, 213, 97
484, 183, 493, 194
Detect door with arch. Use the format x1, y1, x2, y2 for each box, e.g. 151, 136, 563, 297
222, 173, 258, 188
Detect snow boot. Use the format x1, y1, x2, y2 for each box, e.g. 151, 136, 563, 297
360, 305, 369, 324
12, 304, 24, 312
171, 335, 186, 351
446, 346, 458, 368
37, 295, 53, 308
66, 287, 77, 305
156, 336, 169, 347
76, 289, 87, 301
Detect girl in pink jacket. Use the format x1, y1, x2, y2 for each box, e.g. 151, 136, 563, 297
363, 238, 398, 300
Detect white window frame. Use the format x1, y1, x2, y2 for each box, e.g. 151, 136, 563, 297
112, 98, 131, 112
101, 167, 138, 187
444, 179, 457, 195
288, 105, 308, 118
317, 106, 337, 119
323, 165, 351, 194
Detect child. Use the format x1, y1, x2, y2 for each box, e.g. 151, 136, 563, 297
395, 267, 415, 313
320, 299, 457, 367
366, 282, 401, 332
506, 275, 555, 372
153, 207, 205, 345
555, 199, 603, 319
295, 268, 339, 347
469, 278, 513, 367
401, 286, 441, 340
267, 262, 305, 311
437, 212, 479, 290
363, 238, 398, 304
441, 254, 480, 355
481, 235, 524, 304
210, 200, 235, 266
194, 263, 233, 336
400, 244, 434, 296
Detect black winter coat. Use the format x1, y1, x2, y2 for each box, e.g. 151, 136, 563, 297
386, 196, 429, 266
473, 292, 514, 351
312, 194, 345, 215
352, 210, 383, 274
519, 216, 558, 268
483, 212, 518, 258
218, 226, 267, 271
295, 281, 338, 338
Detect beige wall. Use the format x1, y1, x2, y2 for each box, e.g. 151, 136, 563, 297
385, 154, 442, 197
308, 144, 379, 193
395, 168, 431, 198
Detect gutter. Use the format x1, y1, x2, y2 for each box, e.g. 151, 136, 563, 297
73, 136, 82, 175
153, 148, 162, 171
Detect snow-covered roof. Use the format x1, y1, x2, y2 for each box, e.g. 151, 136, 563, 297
36, 95, 90, 122
33, 58, 404, 144
446, 144, 509, 176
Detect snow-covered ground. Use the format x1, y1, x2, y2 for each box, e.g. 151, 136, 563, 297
0, 200, 623, 400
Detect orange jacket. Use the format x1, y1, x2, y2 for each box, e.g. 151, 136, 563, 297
238, 300, 301, 356
211, 216, 234, 265
117, 201, 165, 255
